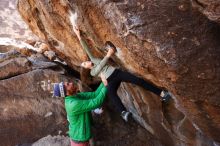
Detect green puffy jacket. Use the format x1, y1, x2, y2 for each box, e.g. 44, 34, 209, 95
65, 83, 107, 142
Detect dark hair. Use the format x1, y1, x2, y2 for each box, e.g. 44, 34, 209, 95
105, 41, 117, 52
63, 81, 79, 96
80, 67, 93, 84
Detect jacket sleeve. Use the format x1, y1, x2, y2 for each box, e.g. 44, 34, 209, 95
76, 82, 105, 100
79, 38, 95, 61
70, 83, 107, 115
90, 56, 110, 77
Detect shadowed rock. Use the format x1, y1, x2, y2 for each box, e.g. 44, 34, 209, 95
192, 0, 220, 24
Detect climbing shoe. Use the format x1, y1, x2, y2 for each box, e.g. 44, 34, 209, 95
161, 90, 171, 102
121, 111, 131, 122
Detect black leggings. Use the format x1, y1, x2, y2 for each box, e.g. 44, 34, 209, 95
107, 69, 162, 113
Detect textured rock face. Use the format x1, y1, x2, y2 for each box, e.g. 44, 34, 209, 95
17, 0, 220, 145
0, 50, 70, 146
31, 135, 70, 146
192, 0, 220, 23
0, 56, 31, 79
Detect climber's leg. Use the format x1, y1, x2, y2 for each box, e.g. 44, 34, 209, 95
107, 79, 126, 113
107, 70, 132, 121
116, 69, 171, 101
116, 69, 162, 95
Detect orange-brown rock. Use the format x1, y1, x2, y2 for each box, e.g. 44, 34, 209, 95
17, 0, 220, 145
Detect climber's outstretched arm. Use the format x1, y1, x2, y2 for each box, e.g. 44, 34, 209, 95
73, 26, 95, 60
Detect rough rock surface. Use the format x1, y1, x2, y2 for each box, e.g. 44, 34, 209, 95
192, 0, 220, 24
0, 56, 31, 79
31, 135, 70, 146
0, 49, 69, 146
17, 0, 220, 146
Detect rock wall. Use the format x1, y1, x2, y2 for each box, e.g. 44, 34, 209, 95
17, 0, 220, 146
192, 0, 220, 24
0, 49, 69, 146
31, 135, 70, 146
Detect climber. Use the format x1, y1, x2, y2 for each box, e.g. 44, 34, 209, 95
73, 25, 171, 122
53, 73, 108, 146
